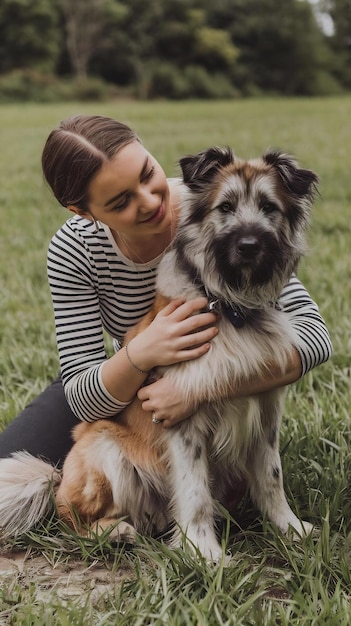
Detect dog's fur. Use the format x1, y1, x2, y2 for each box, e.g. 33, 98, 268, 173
0, 147, 318, 560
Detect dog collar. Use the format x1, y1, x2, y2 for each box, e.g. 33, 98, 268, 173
205, 291, 281, 329
175, 253, 279, 329
207, 297, 245, 328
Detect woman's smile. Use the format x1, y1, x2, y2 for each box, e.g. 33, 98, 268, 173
140, 202, 165, 224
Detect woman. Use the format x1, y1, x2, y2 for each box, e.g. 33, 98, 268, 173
0, 115, 332, 467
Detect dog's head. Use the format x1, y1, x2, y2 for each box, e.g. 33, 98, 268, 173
176, 147, 319, 307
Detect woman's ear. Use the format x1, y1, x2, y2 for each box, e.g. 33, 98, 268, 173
67, 205, 84, 215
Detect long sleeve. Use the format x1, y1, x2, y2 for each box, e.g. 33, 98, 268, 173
47, 217, 158, 422
278, 275, 332, 376
47, 224, 130, 421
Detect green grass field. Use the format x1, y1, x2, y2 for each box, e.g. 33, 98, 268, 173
0, 97, 350, 624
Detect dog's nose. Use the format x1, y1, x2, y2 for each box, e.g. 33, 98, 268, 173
237, 236, 260, 257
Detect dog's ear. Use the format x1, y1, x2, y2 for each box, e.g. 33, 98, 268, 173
179, 147, 234, 192
263, 149, 319, 200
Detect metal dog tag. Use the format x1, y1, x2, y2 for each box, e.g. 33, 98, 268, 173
207, 298, 221, 315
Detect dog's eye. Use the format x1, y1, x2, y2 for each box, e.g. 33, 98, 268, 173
218, 202, 233, 213
261, 201, 279, 215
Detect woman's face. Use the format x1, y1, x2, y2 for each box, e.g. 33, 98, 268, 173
82, 141, 172, 241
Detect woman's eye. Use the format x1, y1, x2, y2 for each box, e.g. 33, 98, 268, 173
142, 166, 155, 182
111, 195, 131, 212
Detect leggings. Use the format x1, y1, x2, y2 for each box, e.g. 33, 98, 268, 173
0, 375, 78, 468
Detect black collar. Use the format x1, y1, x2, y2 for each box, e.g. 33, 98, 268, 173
175, 250, 279, 329
204, 287, 281, 329
206, 294, 258, 328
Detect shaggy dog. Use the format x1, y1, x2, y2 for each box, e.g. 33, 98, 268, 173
0, 147, 318, 561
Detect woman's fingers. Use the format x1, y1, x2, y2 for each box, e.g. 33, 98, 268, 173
158, 298, 187, 316
159, 297, 211, 321
177, 325, 218, 349
158, 298, 218, 337
137, 377, 196, 427
136, 296, 218, 370
179, 310, 218, 334
172, 342, 213, 362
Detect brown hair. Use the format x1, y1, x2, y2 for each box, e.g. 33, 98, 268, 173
41, 115, 140, 212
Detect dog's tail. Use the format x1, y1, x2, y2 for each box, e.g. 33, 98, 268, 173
0, 451, 61, 538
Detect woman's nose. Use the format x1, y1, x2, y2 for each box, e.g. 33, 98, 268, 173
138, 189, 159, 213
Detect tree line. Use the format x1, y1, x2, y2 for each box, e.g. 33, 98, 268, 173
0, 0, 350, 101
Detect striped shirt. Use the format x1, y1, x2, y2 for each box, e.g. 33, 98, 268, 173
47, 214, 332, 422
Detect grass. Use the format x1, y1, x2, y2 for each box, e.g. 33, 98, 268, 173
0, 97, 350, 623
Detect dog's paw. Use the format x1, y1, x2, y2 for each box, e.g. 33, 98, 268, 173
288, 519, 314, 540
173, 525, 225, 563
278, 517, 314, 541
270, 509, 314, 540
196, 541, 224, 564
92, 517, 137, 544
109, 521, 137, 544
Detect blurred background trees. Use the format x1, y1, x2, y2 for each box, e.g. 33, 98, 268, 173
0, 0, 349, 101
320, 0, 351, 88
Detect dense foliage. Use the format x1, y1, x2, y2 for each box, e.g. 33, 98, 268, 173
0, 0, 350, 99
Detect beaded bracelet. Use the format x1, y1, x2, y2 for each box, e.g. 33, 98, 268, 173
125, 342, 149, 375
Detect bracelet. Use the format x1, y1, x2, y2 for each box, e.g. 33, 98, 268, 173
125, 342, 149, 375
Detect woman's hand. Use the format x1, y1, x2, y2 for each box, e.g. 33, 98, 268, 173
126, 297, 218, 373
138, 348, 303, 428
137, 376, 196, 428
101, 297, 217, 405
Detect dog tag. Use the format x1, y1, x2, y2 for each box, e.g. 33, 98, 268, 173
223, 305, 246, 328
207, 299, 221, 315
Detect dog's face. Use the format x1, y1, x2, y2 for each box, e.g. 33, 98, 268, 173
176, 147, 319, 307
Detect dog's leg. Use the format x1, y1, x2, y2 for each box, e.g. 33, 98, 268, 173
246, 393, 313, 537
167, 417, 223, 562
56, 434, 145, 541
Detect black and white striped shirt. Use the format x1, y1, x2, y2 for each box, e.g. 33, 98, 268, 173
47, 215, 332, 422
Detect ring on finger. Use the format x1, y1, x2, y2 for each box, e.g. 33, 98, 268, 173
152, 411, 162, 425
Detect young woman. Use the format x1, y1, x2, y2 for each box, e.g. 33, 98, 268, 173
0, 115, 332, 467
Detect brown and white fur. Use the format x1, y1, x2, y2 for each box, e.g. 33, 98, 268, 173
0, 148, 318, 560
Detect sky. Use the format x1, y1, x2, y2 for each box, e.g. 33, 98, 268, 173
308, 0, 335, 35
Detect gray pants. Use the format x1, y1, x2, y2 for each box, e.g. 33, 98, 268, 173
0, 375, 78, 467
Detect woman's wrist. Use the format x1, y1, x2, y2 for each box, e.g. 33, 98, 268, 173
125, 342, 150, 374
124, 337, 154, 374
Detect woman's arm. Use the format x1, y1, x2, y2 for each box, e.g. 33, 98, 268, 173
48, 222, 128, 422
278, 274, 332, 375
48, 221, 217, 422
137, 351, 300, 429
101, 297, 218, 402
138, 275, 332, 428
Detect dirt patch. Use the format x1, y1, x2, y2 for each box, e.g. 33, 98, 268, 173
0, 548, 132, 606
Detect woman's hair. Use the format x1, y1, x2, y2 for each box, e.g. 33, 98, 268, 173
41, 115, 140, 211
